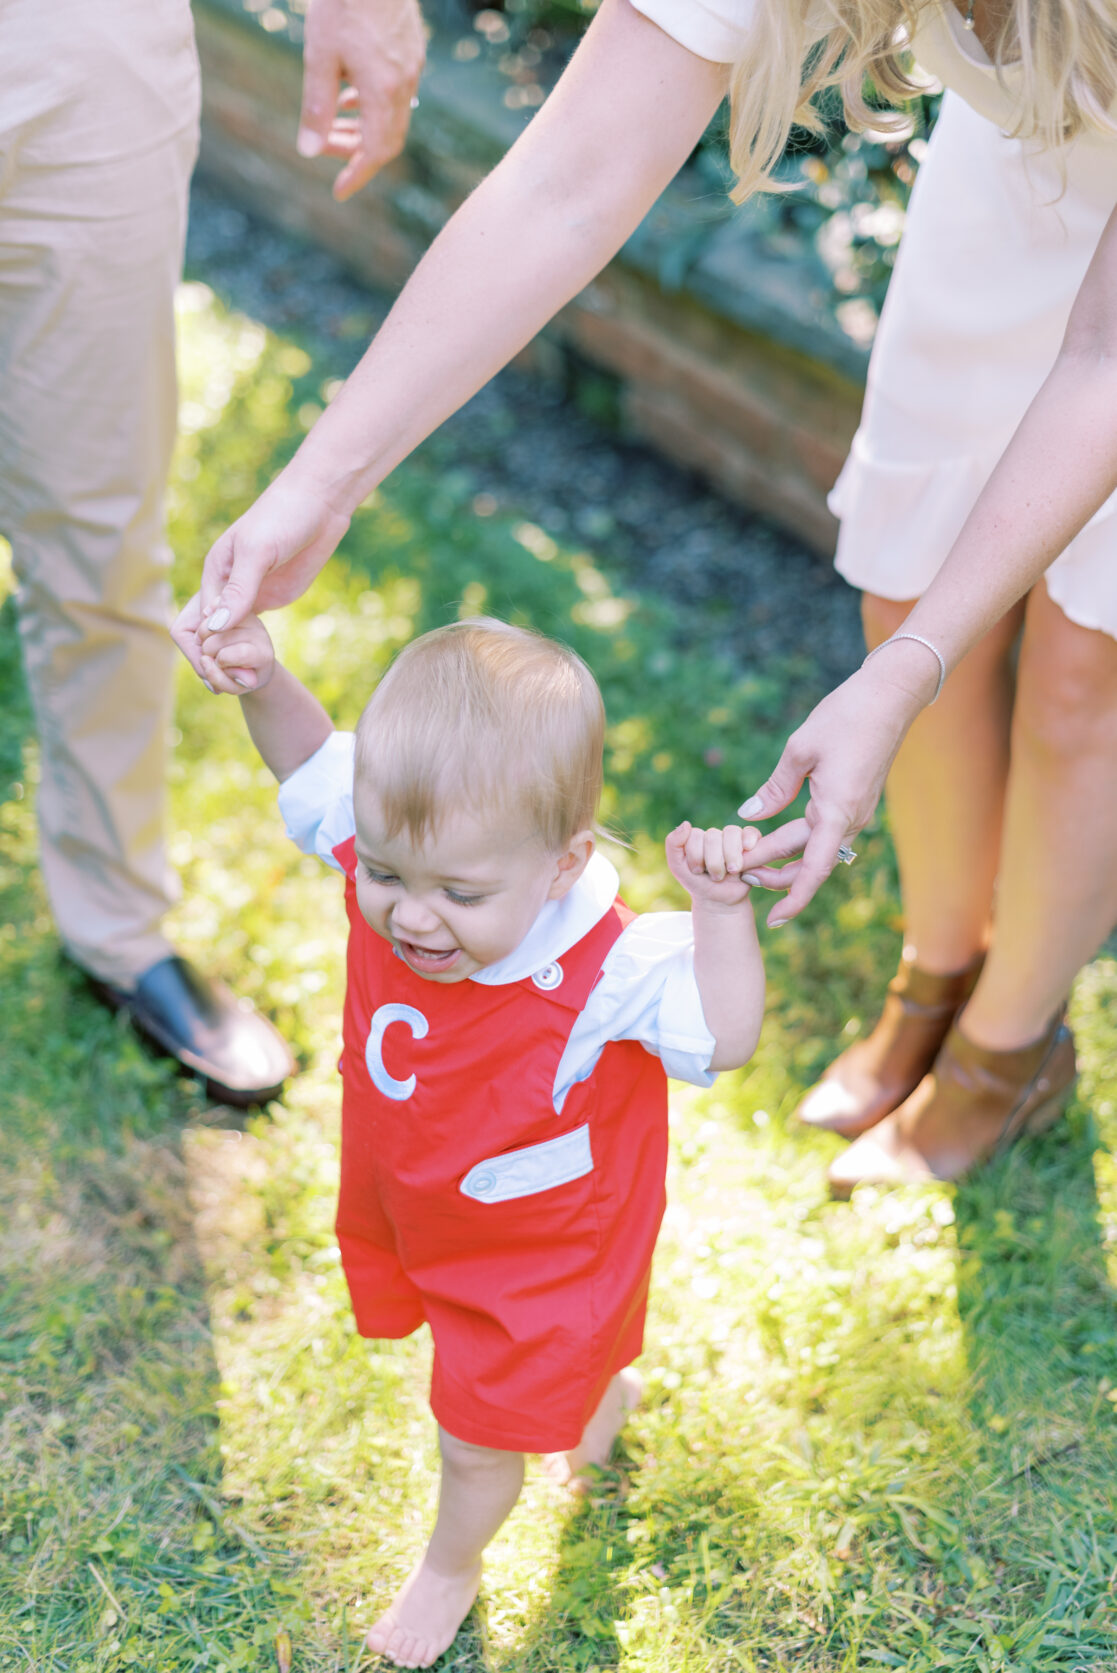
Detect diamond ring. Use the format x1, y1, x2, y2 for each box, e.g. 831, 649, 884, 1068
836, 844, 857, 865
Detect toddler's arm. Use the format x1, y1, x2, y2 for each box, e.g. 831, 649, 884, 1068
666, 822, 764, 1071
182, 614, 334, 783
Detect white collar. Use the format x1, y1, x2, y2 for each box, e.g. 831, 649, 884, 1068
469, 851, 619, 986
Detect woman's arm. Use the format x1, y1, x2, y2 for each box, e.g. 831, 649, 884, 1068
737, 196, 1117, 925
177, 0, 729, 661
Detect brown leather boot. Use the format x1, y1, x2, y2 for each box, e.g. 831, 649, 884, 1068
827, 1010, 1077, 1197
795, 951, 984, 1139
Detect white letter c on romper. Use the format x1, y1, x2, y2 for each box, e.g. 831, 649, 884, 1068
365, 1002, 429, 1101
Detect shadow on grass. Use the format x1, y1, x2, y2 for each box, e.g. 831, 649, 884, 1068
0, 601, 293, 1668
947, 1094, 1117, 1668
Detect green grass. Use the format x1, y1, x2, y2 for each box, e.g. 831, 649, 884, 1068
2, 282, 1116, 1673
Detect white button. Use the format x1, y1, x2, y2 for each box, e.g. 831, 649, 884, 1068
532, 962, 564, 990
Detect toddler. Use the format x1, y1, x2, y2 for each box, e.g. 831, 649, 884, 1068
189, 612, 765, 1669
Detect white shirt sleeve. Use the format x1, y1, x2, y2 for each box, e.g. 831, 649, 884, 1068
553, 912, 717, 1111
276, 731, 357, 872
627, 0, 757, 63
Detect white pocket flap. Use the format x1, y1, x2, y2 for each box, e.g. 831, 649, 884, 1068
460, 1124, 593, 1203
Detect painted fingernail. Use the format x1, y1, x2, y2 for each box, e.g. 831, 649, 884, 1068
742, 873, 761, 887
297, 127, 325, 157
202, 679, 215, 693
769, 917, 788, 928
738, 795, 764, 817
205, 607, 230, 632
233, 674, 255, 689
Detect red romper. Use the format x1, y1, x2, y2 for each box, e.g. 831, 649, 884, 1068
330, 834, 669, 1453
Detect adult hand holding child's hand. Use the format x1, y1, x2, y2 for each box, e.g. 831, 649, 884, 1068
731, 658, 933, 927
172, 606, 276, 698
173, 470, 351, 685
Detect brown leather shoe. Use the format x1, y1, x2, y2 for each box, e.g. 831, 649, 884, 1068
827, 1010, 1076, 1197
796, 951, 984, 1139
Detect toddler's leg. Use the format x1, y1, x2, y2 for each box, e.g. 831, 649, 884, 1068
365, 1429, 524, 1668
547, 1367, 643, 1490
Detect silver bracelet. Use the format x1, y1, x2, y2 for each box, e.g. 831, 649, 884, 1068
862, 632, 947, 704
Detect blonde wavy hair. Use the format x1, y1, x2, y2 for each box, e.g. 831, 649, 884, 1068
728, 0, 1117, 200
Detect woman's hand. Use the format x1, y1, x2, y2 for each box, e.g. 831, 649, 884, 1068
735, 658, 933, 926
174, 470, 351, 682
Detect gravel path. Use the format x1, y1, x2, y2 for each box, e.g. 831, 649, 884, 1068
185, 175, 865, 696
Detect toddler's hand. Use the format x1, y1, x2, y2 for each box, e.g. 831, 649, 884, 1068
194, 609, 276, 696
666, 821, 759, 907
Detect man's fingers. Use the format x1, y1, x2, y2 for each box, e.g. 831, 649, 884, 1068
333, 124, 407, 200
297, 38, 342, 159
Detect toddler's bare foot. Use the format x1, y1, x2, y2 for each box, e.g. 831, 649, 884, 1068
544, 1367, 642, 1492
365, 1555, 481, 1668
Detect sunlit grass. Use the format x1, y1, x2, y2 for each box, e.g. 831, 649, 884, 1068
1, 285, 1116, 1671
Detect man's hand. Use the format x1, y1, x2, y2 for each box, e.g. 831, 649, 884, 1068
666, 821, 759, 908
296, 0, 426, 201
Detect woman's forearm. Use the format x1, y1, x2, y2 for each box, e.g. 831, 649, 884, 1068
286, 0, 729, 515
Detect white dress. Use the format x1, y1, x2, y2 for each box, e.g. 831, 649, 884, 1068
629, 0, 1117, 639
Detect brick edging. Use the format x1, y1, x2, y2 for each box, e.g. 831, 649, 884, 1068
194, 0, 867, 552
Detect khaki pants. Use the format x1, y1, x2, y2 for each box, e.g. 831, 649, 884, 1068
0, 0, 200, 985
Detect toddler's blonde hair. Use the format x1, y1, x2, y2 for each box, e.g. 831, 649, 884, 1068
354, 618, 604, 851
729, 0, 1117, 201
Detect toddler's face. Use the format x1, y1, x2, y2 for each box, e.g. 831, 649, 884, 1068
352, 789, 570, 982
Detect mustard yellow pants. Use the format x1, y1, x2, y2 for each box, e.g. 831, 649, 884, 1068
0, 0, 200, 984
